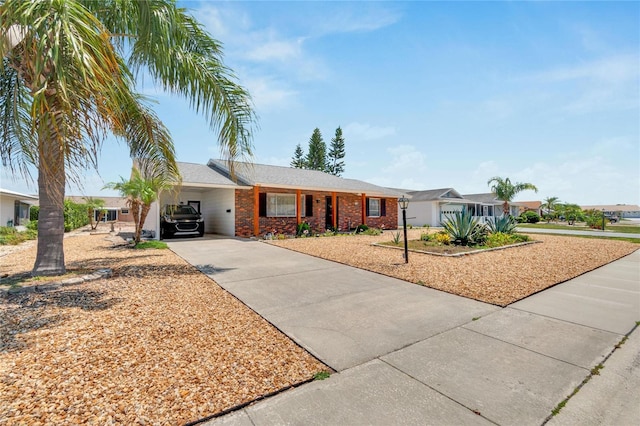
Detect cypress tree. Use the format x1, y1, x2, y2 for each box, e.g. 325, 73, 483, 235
327, 126, 346, 176
291, 143, 306, 168
305, 128, 326, 171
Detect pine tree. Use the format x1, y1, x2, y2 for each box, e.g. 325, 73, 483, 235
305, 128, 326, 171
291, 143, 306, 168
326, 126, 346, 176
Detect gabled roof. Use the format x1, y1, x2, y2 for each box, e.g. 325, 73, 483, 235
66, 196, 131, 209
0, 188, 38, 202
177, 161, 243, 188
463, 193, 502, 204
207, 159, 401, 197
405, 188, 464, 202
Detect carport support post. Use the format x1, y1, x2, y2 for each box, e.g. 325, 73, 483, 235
361, 193, 367, 226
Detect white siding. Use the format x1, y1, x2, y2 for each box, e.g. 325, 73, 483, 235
201, 189, 235, 236
0, 198, 14, 226
401, 201, 440, 227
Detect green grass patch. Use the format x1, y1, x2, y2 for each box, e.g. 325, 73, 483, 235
519, 222, 640, 234
313, 371, 331, 381
544, 234, 640, 244
134, 241, 168, 249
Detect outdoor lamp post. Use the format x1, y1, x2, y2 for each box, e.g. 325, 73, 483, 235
398, 195, 410, 263
602, 208, 605, 232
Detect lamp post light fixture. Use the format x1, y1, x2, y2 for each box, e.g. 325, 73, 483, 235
398, 195, 410, 263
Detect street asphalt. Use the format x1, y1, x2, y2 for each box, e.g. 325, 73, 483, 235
167, 236, 640, 426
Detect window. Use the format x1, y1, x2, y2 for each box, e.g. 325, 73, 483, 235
365, 198, 386, 217
267, 193, 296, 217
121, 208, 129, 214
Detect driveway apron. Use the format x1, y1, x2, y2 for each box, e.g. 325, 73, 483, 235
168, 237, 639, 425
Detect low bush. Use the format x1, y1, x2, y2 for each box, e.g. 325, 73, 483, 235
392, 231, 402, 244
361, 227, 381, 236
26, 220, 38, 231
355, 224, 369, 233
420, 232, 430, 241
0, 226, 37, 245
296, 222, 311, 237
485, 232, 530, 248
434, 232, 451, 245
520, 211, 541, 224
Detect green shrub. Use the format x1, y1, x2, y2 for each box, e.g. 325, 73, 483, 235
486, 215, 517, 234
356, 224, 369, 233
420, 232, 430, 241
26, 220, 38, 231
296, 222, 311, 237
485, 232, 529, 248
63, 200, 89, 232
442, 211, 487, 246
0, 226, 37, 245
29, 205, 39, 221
361, 227, 381, 236
520, 211, 541, 224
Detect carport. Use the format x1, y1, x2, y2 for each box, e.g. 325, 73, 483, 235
143, 162, 247, 239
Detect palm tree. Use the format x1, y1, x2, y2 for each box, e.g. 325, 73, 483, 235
542, 196, 560, 223
83, 196, 106, 230
105, 167, 174, 245
487, 176, 538, 216
1, 0, 255, 275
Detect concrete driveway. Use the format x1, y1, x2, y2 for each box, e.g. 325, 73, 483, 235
168, 237, 639, 425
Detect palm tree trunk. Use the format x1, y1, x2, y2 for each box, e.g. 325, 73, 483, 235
32, 132, 66, 276
130, 199, 141, 244
503, 201, 510, 216
136, 203, 152, 244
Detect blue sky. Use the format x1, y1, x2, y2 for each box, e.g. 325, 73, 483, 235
2, 1, 638, 205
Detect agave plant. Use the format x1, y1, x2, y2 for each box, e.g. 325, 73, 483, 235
442, 210, 487, 246
486, 215, 517, 234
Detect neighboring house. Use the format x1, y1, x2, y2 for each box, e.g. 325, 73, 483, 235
517, 201, 542, 216
396, 188, 517, 227
66, 196, 135, 223
0, 188, 38, 227
145, 160, 401, 238
581, 204, 640, 219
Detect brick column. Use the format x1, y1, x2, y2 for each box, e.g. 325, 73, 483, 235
332, 192, 337, 229
296, 189, 302, 225
253, 185, 260, 236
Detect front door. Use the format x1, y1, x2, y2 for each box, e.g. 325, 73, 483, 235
325, 196, 333, 230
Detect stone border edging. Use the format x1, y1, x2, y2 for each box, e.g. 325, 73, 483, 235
0, 268, 113, 298
371, 240, 542, 257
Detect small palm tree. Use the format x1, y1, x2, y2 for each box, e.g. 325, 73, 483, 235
543, 196, 560, 223
487, 176, 538, 216
83, 196, 106, 230
105, 167, 173, 245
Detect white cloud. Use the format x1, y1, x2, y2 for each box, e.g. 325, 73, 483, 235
246, 37, 305, 62
535, 54, 638, 84
243, 76, 298, 109
382, 145, 427, 175
344, 122, 396, 142
311, 7, 401, 36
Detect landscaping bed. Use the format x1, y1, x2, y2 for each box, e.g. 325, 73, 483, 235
0, 232, 327, 425
269, 229, 638, 306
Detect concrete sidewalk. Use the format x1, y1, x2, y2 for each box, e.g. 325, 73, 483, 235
168, 237, 639, 425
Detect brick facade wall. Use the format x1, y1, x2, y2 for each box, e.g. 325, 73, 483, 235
234, 186, 398, 238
